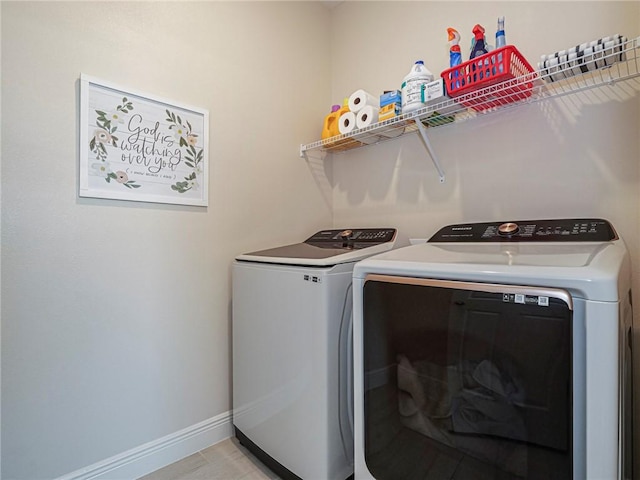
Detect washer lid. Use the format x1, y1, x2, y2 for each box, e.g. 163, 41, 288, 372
236, 228, 399, 267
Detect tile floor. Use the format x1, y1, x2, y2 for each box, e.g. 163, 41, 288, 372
138, 437, 281, 480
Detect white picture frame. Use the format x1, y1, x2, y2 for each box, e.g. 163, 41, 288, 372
79, 74, 209, 206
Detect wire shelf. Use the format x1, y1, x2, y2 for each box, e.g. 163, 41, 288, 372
300, 36, 640, 158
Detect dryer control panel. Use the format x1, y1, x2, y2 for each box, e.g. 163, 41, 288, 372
429, 219, 617, 242
306, 228, 396, 249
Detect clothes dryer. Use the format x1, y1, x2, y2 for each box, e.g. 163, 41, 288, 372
352, 219, 633, 480
233, 228, 404, 480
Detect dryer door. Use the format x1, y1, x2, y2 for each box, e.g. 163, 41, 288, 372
360, 275, 573, 480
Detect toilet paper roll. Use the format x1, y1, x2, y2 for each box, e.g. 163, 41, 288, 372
616, 35, 627, 62
338, 111, 357, 135
545, 56, 562, 82
593, 43, 606, 69
356, 106, 379, 129
568, 51, 583, 77
348, 89, 379, 113
581, 46, 597, 72
602, 40, 616, 66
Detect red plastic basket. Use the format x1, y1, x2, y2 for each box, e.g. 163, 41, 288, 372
440, 46, 536, 111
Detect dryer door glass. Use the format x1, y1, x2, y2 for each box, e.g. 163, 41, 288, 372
362, 276, 573, 480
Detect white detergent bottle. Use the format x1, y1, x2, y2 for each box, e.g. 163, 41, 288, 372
401, 60, 434, 114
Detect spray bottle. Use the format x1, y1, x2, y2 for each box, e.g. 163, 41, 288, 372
447, 28, 462, 67
470, 24, 489, 59
495, 17, 506, 74
496, 16, 506, 48
447, 28, 462, 90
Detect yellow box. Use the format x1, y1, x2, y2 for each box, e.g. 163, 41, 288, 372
378, 103, 401, 121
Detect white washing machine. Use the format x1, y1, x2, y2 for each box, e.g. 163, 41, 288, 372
233, 228, 404, 480
352, 219, 633, 480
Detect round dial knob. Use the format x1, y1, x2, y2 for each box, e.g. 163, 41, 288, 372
498, 222, 519, 236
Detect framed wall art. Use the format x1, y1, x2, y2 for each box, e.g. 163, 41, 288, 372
79, 74, 209, 206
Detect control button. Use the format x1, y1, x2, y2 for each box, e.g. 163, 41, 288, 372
498, 222, 519, 236
340, 229, 355, 249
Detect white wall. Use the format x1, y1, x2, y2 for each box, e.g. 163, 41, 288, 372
328, 0, 640, 474
0, 2, 331, 479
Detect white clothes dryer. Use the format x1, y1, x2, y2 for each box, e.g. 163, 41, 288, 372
352, 219, 633, 480
233, 228, 404, 480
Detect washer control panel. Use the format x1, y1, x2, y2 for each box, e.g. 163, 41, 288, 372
429, 219, 617, 242
306, 228, 396, 248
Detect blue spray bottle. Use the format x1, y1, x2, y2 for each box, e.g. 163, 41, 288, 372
496, 16, 506, 48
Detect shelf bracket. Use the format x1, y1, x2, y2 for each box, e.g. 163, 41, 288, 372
299, 144, 308, 161
414, 119, 445, 183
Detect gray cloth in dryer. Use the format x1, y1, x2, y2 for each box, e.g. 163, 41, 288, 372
452, 359, 527, 441
396, 354, 527, 477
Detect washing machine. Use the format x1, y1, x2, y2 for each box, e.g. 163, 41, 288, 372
352, 219, 633, 480
232, 228, 404, 480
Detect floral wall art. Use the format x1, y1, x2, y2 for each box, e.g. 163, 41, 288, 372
79, 75, 209, 206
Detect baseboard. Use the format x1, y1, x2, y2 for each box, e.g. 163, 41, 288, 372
56, 411, 233, 480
